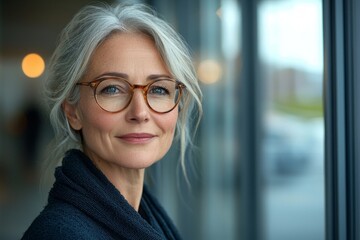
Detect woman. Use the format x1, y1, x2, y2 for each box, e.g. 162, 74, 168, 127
22, 3, 202, 240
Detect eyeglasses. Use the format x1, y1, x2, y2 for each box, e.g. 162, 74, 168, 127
76, 76, 186, 114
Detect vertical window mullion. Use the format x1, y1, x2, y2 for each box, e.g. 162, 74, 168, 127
323, 0, 347, 239
345, 0, 360, 239
238, 0, 262, 240
324, 0, 359, 239
354, 1, 360, 237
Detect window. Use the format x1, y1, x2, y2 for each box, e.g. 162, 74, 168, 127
258, 1, 324, 239
150, 0, 327, 239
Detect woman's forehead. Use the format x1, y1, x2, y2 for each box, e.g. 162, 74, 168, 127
84, 32, 170, 82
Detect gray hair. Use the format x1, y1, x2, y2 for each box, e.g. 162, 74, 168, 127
42, 3, 202, 186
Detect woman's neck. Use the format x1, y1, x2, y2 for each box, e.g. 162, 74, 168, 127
110, 168, 145, 211
91, 159, 145, 211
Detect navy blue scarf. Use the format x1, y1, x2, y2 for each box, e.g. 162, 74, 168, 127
22, 149, 181, 240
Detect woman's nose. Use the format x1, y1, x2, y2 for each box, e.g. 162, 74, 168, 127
125, 90, 150, 123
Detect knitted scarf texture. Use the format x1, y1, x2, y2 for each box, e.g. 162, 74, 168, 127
22, 149, 181, 240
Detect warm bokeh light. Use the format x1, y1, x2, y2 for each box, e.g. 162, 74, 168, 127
197, 59, 223, 84
22, 53, 45, 78
216, 8, 222, 19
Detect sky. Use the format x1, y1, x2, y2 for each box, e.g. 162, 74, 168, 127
259, 0, 323, 74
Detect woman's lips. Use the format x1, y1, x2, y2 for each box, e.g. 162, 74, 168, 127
118, 133, 156, 144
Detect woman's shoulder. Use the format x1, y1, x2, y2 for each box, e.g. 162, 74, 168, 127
21, 201, 110, 240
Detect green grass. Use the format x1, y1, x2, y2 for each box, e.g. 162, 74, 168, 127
273, 98, 323, 118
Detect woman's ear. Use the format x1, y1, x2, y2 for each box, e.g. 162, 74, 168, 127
62, 101, 82, 130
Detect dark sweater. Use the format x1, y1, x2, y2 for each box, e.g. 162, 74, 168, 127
22, 149, 181, 240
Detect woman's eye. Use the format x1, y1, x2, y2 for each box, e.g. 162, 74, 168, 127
101, 86, 119, 94
99, 85, 128, 96
149, 86, 170, 96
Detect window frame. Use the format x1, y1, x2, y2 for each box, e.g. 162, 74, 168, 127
237, 0, 263, 239
323, 0, 360, 239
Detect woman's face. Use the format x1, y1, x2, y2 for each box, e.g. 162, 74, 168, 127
64, 33, 178, 171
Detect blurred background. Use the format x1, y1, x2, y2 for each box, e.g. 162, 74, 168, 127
0, 0, 324, 239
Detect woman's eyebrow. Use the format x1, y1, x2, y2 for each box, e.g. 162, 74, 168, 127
147, 74, 173, 80
94, 72, 172, 81
95, 72, 129, 79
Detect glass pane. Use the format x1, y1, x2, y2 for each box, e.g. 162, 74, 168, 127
258, 0, 325, 239
150, 1, 242, 239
